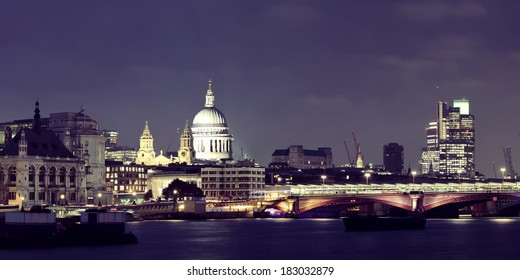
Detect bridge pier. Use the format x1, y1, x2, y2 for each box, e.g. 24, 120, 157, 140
286, 196, 300, 216
409, 192, 424, 212
472, 202, 490, 217
358, 204, 375, 216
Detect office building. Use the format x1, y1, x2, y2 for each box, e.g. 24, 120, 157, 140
420, 99, 475, 179
105, 161, 147, 204
271, 145, 333, 169
383, 143, 404, 174
201, 166, 265, 201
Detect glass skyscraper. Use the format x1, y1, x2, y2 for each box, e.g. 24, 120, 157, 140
420, 99, 475, 179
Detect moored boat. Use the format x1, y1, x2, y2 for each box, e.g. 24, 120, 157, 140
0, 206, 137, 248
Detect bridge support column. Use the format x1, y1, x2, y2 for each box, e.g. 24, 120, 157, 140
359, 204, 375, 215
409, 193, 424, 212
472, 202, 489, 217
286, 196, 300, 216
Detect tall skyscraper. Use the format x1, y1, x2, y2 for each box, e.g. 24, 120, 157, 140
420, 99, 475, 179
420, 122, 439, 175
383, 143, 404, 174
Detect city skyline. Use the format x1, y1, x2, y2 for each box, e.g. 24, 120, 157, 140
1, 1, 520, 177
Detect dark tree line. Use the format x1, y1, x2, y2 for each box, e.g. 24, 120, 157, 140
162, 179, 203, 199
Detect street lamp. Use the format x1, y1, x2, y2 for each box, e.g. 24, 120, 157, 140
457, 170, 462, 184
500, 167, 506, 183
172, 190, 178, 211
320, 175, 326, 185
364, 173, 371, 185
20, 196, 25, 211
60, 194, 65, 206
132, 191, 136, 205
277, 177, 282, 199
411, 171, 417, 185
97, 193, 102, 207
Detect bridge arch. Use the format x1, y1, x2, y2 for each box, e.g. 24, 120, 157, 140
297, 196, 412, 214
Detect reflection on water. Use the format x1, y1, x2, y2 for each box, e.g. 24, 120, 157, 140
2, 218, 520, 260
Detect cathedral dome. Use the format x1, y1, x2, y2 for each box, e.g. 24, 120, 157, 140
191, 80, 234, 161
192, 107, 227, 128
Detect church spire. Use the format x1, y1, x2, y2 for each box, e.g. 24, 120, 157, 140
143, 121, 151, 136
205, 79, 215, 108
136, 120, 155, 165
183, 119, 190, 132
33, 100, 41, 131
178, 119, 194, 164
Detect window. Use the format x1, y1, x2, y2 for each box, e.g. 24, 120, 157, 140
59, 167, 66, 184
49, 167, 56, 184
29, 166, 35, 185
70, 168, 76, 186
8, 166, 16, 185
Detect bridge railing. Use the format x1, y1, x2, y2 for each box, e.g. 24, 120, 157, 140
266, 182, 520, 197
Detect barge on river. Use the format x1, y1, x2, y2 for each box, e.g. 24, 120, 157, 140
0, 206, 137, 248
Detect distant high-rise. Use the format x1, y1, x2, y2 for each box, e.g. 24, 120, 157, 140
102, 129, 118, 148
383, 143, 404, 174
420, 99, 475, 179
420, 122, 440, 175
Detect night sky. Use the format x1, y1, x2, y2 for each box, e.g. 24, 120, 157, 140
1, 1, 520, 177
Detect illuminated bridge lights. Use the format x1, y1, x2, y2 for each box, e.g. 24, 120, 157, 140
267, 182, 520, 197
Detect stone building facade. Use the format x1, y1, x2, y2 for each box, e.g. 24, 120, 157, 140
0, 102, 86, 208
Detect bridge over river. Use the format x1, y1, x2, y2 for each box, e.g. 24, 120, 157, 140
261, 182, 520, 218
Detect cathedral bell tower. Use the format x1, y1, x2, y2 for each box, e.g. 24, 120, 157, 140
178, 120, 195, 164
135, 121, 156, 165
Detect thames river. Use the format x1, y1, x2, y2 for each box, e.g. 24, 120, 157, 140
2, 218, 520, 260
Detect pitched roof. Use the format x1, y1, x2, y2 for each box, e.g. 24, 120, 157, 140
0, 128, 75, 158
272, 149, 289, 156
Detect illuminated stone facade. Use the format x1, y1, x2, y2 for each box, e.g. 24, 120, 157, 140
49, 112, 106, 192
135, 121, 174, 167
177, 121, 196, 164
0, 102, 86, 208
191, 80, 233, 162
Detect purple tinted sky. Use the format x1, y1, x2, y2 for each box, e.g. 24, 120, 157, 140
1, 1, 520, 177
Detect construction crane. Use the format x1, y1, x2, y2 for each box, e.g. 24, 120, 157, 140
352, 132, 364, 168
504, 146, 516, 179
343, 141, 353, 166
